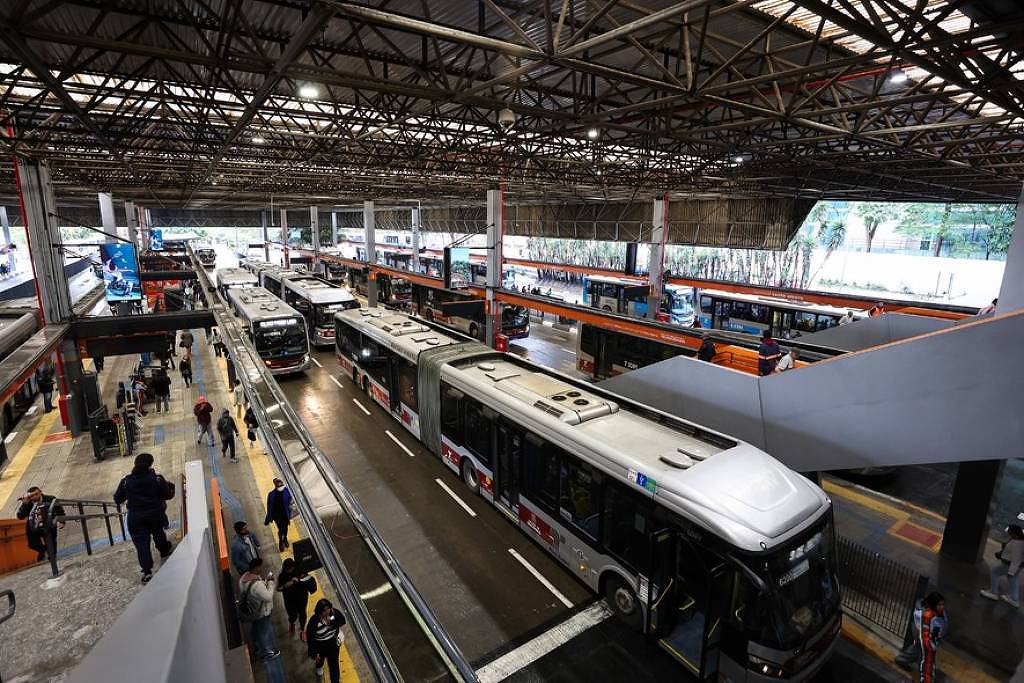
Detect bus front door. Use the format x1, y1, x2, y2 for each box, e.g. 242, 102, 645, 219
494, 424, 520, 514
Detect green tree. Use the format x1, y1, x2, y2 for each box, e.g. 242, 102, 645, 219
976, 204, 1015, 259
855, 202, 902, 253
898, 203, 953, 257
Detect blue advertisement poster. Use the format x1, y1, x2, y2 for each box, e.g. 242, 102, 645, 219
149, 228, 164, 251
99, 242, 142, 302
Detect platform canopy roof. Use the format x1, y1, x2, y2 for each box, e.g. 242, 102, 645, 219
0, 0, 1022, 206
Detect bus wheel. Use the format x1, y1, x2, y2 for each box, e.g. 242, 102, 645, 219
469, 322, 479, 339
352, 367, 359, 385
602, 305, 612, 313
604, 575, 643, 630
425, 309, 434, 321
360, 375, 368, 393
460, 460, 479, 494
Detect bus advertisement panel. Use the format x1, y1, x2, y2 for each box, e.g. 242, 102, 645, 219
99, 242, 143, 302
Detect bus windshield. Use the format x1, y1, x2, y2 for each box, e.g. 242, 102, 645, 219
254, 318, 307, 358
749, 517, 840, 650
668, 291, 694, 316
315, 302, 356, 328
502, 305, 529, 328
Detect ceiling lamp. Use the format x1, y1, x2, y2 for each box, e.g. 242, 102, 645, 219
587, 127, 600, 140
733, 156, 745, 164
299, 84, 320, 98
251, 136, 265, 144
889, 70, 908, 84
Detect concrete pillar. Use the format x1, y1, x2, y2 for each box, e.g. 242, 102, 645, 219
310, 205, 320, 253
331, 211, 339, 247
280, 208, 290, 268
17, 160, 72, 324
261, 210, 270, 262
141, 207, 153, 251
996, 183, 1024, 314
59, 337, 88, 436
0, 206, 15, 274
364, 200, 377, 307
97, 191, 117, 239
940, 460, 1005, 563
411, 206, 421, 273
646, 194, 669, 320
124, 200, 139, 248
485, 188, 503, 347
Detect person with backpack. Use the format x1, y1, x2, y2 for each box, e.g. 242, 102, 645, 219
305, 598, 346, 683
243, 405, 259, 448
238, 557, 280, 661
178, 329, 194, 354
264, 478, 293, 551
194, 396, 214, 446
179, 355, 193, 387
217, 408, 239, 462
151, 369, 171, 414
276, 557, 317, 637
113, 453, 175, 584
981, 524, 1023, 608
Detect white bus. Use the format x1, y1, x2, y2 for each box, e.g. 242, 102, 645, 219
335, 307, 840, 681
239, 258, 275, 278
582, 275, 695, 326
215, 268, 258, 297
696, 289, 862, 339
281, 275, 359, 346
259, 266, 305, 299
227, 286, 310, 375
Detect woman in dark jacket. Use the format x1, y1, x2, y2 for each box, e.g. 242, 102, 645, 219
276, 557, 316, 637
113, 453, 174, 583
243, 405, 259, 447
305, 598, 346, 683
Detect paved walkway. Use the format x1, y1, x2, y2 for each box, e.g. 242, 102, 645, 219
0, 338, 366, 682
826, 474, 1023, 681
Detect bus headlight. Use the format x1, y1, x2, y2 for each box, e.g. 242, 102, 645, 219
748, 654, 786, 678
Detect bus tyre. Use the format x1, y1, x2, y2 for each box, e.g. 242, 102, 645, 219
469, 322, 479, 339
604, 575, 642, 630
360, 375, 369, 393
460, 460, 479, 494
352, 367, 358, 385
602, 305, 612, 313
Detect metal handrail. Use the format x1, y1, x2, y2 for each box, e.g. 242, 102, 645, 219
0, 588, 13, 683
190, 247, 478, 682
43, 497, 126, 578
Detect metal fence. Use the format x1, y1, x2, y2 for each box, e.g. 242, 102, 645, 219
836, 536, 929, 642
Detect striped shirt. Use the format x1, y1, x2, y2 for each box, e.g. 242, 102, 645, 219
307, 611, 346, 649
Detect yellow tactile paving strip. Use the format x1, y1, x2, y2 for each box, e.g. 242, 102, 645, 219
0, 411, 59, 509
215, 354, 359, 683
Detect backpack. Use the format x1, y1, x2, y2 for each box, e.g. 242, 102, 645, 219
237, 579, 261, 622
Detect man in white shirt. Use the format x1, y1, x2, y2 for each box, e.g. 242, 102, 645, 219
838, 310, 855, 325
774, 348, 799, 373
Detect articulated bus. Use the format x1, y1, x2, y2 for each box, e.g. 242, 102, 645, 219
259, 266, 305, 299
227, 286, 310, 375
281, 276, 359, 346
240, 258, 275, 278
196, 247, 217, 269
697, 289, 862, 339
334, 308, 840, 681
583, 275, 696, 326
215, 268, 258, 297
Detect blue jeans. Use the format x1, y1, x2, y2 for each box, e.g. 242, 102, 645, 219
42, 391, 53, 412
251, 615, 274, 656
990, 564, 1021, 602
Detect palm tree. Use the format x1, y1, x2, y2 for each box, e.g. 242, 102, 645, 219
808, 221, 847, 285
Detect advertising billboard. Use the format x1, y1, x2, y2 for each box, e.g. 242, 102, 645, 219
99, 242, 143, 302
445, 247, 471, 289
149, 228, 164, 251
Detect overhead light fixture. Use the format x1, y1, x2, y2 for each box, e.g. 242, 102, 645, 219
733, 156, 744, 164
251, 136, 265, 144
299, 84, 319, 98
587, 127, 600, 140
889, 70, 908, 84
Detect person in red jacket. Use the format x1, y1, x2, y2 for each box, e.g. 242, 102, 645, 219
193, 395, 214, 447
916, 591, 947, 683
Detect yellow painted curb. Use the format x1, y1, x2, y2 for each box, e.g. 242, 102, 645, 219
0, 411, 60, 508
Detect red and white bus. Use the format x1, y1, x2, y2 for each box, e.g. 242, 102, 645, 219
334, 307, 841, 681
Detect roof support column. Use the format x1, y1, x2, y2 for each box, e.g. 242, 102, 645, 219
280, 209, 290, 268
261, 210, 270, 262
16, 159, 71, 324
124, 200, 139, 249
485, 188, 504, 348
98, 192, 120, 240
410, 206, 421, 273
310, 205, 320, 260
646, 194, 669, 320
996, 183, 1024, 314
0, 206, 16, 274
940, 460, 1005, 563
331, 211, 339, 247
365, 200, 377, 308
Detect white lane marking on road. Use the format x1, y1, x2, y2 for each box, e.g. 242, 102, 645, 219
3, 431, 16, 444
26, 406, 37, 416
434, 478, 477, 517
311, 356, 322, 368
329, 375, 344, 389
385, 430, 415, 457
476, 601, 612, 683
352, 398, 371, 416
507, 548, 574, 609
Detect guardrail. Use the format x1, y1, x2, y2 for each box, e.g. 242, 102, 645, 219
189, 247, 478, 682
836, 535, 929, 643
0, 588, 14, 683
43, 497, 127, 578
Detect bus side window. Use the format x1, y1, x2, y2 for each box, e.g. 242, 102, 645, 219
462, 399, 493, 468
441, 385, 462, 439
602, 481, 650, 572
559, 458, 601, 540
700, 296, 713, 314
521, 433, 559, 514
398, 360, 417, 412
